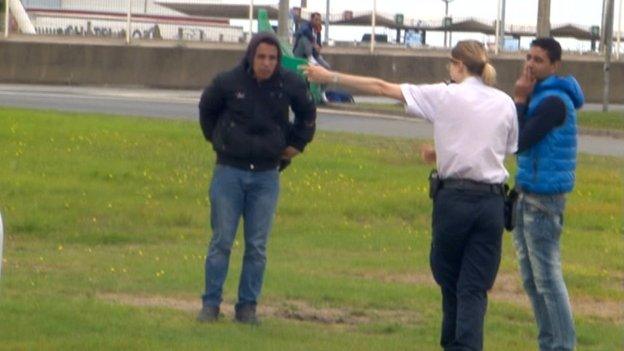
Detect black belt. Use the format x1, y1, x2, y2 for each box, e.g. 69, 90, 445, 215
441, 178, 505, 195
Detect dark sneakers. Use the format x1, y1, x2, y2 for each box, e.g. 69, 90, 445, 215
197, 304, 259, 324
234, 303, 259, 325
197, 306, 220, 323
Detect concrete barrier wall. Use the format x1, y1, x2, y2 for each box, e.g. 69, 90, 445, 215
0, 41, 243, 89
0, 40, 622, 103
324, 52, 624, 104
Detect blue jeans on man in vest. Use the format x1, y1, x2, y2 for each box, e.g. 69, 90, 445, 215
513, 192, 575, 351
202, 165, 280, 309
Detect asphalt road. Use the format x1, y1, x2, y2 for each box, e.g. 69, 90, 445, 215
0, 84, 622, 158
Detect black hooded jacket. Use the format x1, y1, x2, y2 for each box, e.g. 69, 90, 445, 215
199, 33, 317, 171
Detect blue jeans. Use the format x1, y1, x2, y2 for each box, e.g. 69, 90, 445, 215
202, 165, 279, 308
513, 192, 575, 351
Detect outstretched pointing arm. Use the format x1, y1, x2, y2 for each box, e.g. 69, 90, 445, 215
303, 64, 404, 102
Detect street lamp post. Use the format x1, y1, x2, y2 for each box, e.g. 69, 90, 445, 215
603, 0, 615, 111
371, 0, 376, 53
278, 0, 289, 42
248, 0, 253, 42
4, 0, 9, 38
126, 0, 132, 44
617, 0, 622, 59
537, 0, 551, 37
495, 0, 501, 54
499, 0, 506, 51
325, 0, 330, 44
441, 0, 454, 48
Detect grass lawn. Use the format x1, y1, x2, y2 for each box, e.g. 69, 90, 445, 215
348, 103, 624, 132
578, 110, 624, 131
0, 107, 622, 350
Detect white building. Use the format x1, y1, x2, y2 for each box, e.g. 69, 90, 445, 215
16, 0, 245, 42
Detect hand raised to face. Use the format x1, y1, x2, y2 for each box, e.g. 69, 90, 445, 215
514, 63, 536, 104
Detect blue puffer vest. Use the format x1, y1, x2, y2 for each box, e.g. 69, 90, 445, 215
516, 75, 584, 194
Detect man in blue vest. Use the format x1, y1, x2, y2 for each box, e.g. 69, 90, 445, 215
513, 37, 584, 351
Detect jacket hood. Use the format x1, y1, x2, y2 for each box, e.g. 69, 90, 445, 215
535, 75, 585, 109
241, 32, 283, 78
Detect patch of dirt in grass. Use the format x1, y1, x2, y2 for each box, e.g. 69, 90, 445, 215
98, 272, 622, 325
489, 272, 531, 307
573, 299, 623, 322
364, 271, 623, 323
491, 273, 623, 322
98, 293, 420, 325
374, 271, 435, 285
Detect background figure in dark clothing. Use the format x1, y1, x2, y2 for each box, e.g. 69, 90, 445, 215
197, 32, 316, 324
513, 37, 583, 351
293, 12, 330, 69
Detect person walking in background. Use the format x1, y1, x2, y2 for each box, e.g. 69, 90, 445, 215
305, 40, 518, 350
293, 12, 330, 69
512, 37, 584, 351
197, 32, 316, 324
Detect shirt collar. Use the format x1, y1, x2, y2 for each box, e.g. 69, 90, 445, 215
462, 76, 484, 85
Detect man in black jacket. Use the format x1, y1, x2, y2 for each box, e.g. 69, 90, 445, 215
197, 33, 316, 324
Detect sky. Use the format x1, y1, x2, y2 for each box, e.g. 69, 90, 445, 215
302, 0, 607, 27
310, 0, 616, 51
26, 0, 619, 51
302, 0, 622, 52
223, 0, 620, 51
184, 0, 610, 27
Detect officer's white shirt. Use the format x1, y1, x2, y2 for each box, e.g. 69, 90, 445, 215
401, 77, 518, 184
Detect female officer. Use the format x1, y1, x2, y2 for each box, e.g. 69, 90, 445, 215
304, 40, 518, 351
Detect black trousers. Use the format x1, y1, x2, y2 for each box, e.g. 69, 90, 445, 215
430, 188, 504, 351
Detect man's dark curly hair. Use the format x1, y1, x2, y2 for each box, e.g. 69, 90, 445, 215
531, 37, 562, 63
